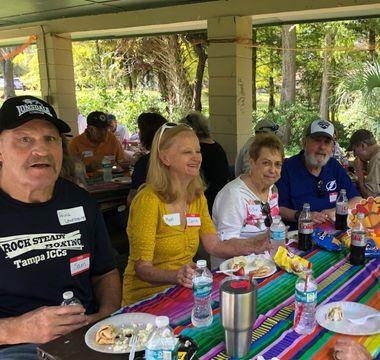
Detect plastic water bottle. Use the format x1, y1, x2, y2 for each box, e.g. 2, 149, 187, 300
293, 268, 317, 335
298, 203, 313, 251
191, 260, 213, 328
350, 212, 367, 265
270, 215, 286, 256
101, 157, 112, 182
61, 291, 82, 306
335, 189, 348, 230
145, 316, 177, 360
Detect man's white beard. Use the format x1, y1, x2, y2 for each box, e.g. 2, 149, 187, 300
304, 151, 329, 168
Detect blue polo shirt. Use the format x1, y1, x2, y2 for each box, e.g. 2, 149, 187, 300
276, 151, 360, 228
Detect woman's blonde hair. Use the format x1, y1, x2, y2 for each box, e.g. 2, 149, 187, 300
147, 123, 205, 203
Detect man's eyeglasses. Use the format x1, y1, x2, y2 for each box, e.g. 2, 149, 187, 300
261, 202, 273, 228
316, 178, 325, 198
157, 122, 192, 152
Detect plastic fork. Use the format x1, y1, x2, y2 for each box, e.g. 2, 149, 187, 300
129, 334, 138, 360
346, 313, 380, 325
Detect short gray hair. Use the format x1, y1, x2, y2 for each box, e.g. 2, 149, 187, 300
180, 111, 210, 139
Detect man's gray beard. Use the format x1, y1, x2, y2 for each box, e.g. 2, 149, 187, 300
304, 151, 329, 168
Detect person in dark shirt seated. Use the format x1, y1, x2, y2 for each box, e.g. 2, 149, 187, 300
127, 112, 167, 206
180, 111, 230, 214
276, 119, 361, 230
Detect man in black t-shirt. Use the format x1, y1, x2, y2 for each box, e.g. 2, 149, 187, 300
0, 96, 121, 358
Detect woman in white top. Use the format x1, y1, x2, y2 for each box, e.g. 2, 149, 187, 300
212, 133, 284, 268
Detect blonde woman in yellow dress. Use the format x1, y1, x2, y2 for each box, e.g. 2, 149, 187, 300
122, 124, 271, 305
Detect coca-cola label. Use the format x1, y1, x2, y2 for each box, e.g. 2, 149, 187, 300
336, 202, 348, 215
351, 232, 366, 246
299, 221, 313, 234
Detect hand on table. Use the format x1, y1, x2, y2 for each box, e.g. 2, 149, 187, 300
332, 337, 371, 360
250, 232, 272, 254
15, 305, 88, 344
177, 263, 196, 288
311, 211, 333, 225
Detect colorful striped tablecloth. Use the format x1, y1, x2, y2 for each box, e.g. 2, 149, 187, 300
118, 249, 380, 359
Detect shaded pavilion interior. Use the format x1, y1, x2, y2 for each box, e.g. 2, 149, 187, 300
0, 0, 380, 161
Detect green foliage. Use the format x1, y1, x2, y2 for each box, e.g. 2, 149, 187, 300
76, 88, 168, 130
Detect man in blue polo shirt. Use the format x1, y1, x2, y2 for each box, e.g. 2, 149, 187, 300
276, 119, 361, 230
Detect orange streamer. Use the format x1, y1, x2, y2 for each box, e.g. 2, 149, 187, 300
0, 35, 37, 61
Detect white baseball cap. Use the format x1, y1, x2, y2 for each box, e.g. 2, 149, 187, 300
306, 119, 334, 140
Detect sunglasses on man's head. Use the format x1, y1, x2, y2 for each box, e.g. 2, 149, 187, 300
261, 202, 273, 228
316, 178, 325, 198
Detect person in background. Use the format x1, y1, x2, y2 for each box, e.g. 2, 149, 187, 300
212, 134, 282, 268
69, 111, 129, 173
76, 108, 86, 134
122, 124, 271, 305
276, 119, 361, 230
332, 131, 348, 165
347, 129, 380, 197
0, 96, 120, 358
180, 111, 230, 214
127, 112, 167, 206
107, 114, 129, 146
235, 118, 284, 177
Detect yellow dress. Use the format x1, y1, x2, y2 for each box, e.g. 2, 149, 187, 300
122, 185, 216, 305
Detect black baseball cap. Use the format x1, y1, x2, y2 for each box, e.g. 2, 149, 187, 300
0, 95, 71, 133
87, 111, 110, 128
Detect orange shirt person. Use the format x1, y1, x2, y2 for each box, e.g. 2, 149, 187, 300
69, 111, 128, 172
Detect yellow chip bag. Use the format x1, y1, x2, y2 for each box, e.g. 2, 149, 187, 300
274, 246, 310, 274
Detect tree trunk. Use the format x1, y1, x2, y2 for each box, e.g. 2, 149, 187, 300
192, 42, 207, 112
280, 25, 296, 104
252, 28, 257, 111
268, 76, 275, 111
1, 47, 16, 99
369, 29, 376, 63
319, 31, 334, 120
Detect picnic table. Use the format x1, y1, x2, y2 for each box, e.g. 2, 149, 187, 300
37, 241, 380, 359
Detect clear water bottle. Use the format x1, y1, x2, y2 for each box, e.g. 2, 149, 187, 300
335, 189, 348, 231
191, 260, 213, 328
298, 203, 313, 251
61, 291, 82, 306
101, 157, 112, 182
270, 215, 286, 256
293, 268, 317, 335
350, 212, 367, 265
145, 316, 178, 360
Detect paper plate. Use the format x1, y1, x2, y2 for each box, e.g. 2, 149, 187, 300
85, 312, 156, 354
316, 301, 380, 335
111, 176, 131, 184
219, 254, 277, 279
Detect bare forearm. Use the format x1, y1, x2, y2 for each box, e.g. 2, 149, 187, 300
0, 317, 20, 345
279, 206, 297, 223
135, 264, 178, 285
206, 237, 254, 258
90, 269, 121, 322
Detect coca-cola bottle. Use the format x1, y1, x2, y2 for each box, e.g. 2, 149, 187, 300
335, 189, 348, 231
298, 203, 313, 251
349, 212, 367, 265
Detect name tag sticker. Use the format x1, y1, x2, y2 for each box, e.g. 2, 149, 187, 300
57, 206, 86, 226
329, 192, 338, 203
163, 213, 181, 226
82, 150, 93, 158
247, 204, 261, 218
70, 253, 90, 276
186, 214, 201, 227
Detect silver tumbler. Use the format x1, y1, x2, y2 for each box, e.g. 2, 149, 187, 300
220, 276, 257, 358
